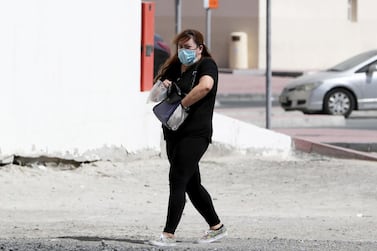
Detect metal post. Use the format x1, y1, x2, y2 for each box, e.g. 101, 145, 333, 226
175, 0, 182, 34
266, 0, 272, 129
205, 8, 211, 50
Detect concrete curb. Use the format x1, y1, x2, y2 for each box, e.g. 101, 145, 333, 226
219, 68, 303, 77
293, 137, 377, 162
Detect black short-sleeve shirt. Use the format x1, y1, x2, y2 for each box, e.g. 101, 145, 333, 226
161, 57, 218, 142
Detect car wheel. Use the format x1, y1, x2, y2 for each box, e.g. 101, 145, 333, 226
323, 88, 355, 118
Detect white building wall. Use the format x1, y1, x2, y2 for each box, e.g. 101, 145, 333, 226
0, 0, 161, 158
259, 0, 377, 71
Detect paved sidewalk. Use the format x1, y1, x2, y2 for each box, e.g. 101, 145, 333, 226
218, 71, 288, 100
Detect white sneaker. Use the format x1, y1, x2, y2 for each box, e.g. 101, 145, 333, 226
196, 225, 228, 244
149, 234, 177, 247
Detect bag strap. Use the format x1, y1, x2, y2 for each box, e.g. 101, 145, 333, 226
190, 60, 201, 89
173, 82, 182, 96
171, 60, 202, 97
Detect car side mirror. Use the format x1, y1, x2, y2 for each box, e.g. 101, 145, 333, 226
367, 63, 377, 73
366, 63, 377, 80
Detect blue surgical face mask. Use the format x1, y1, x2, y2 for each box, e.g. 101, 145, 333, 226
178, 48, 197, 65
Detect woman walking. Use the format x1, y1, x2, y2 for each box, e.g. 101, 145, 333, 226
149, 29, 227, 247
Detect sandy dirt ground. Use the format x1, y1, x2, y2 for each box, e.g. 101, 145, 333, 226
1, 149, 377, 250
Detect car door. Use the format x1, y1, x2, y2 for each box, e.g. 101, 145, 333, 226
351, 61, 377, 110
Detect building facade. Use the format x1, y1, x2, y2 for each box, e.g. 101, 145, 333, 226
154, 0, 377, 71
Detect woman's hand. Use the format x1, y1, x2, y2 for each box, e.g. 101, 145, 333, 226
162, 79, 172, 88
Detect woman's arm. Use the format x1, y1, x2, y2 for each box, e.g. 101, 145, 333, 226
181, 75, 214, 108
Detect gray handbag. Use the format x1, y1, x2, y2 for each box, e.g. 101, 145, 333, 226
152, 63, 199, 130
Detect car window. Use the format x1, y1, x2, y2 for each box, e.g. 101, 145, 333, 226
327, 50, 377, 72
356, 60, 377, 73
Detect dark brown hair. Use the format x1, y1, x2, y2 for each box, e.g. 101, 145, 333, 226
154, 29, 212, 82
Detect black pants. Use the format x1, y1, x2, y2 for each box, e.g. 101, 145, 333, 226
163, 136, 220, 234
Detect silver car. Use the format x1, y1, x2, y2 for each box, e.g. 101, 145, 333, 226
279, 50, 377, 117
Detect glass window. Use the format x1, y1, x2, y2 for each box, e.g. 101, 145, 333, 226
327, 50, 377, 72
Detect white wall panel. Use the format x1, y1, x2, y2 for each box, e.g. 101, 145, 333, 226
0, 1, 162, 158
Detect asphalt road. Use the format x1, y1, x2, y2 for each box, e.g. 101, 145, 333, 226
215, 100, 377, 130
346, 111, 377, 130
1, 237, 377, 251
